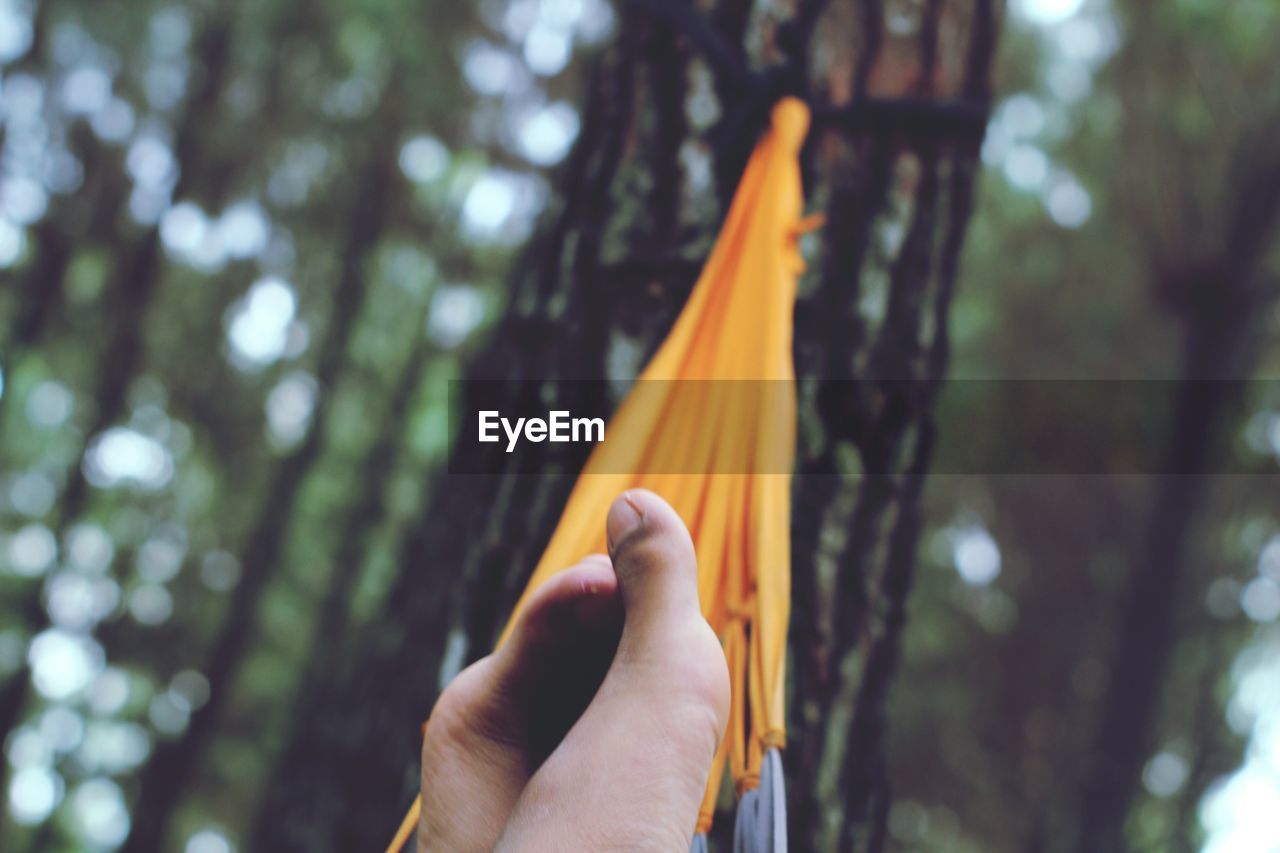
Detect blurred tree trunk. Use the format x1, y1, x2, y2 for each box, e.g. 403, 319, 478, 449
118, 99, 406, 852
259, 1, 999, 849
0, 9, 236, 797
1075, 129, 1280, 853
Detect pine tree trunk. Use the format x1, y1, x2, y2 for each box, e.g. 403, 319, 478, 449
259, 2, 1001, 848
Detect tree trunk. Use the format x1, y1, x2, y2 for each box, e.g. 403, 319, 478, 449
259, 1, 1001, 849
118, 107, 404, 852
1075, 134, 1280, 851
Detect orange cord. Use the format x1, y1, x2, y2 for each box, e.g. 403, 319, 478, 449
386, 794, 420, 853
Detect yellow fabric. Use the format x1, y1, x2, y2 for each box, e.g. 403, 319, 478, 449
393, 97, 811, 850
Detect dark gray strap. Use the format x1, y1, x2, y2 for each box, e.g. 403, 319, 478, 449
760, 748, 788, 853
731, 749, 788, 853
734, 787, 759, 853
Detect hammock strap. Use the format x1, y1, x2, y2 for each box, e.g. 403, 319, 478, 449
386, 797, 419, 853
622, 0, 990, 137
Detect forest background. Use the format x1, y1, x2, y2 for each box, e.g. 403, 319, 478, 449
0, 0, 1279, 851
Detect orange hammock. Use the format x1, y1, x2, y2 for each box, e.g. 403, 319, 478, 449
392, 96, 813, 851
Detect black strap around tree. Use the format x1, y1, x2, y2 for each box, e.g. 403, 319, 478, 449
619, 0, 991, 137
619, 0, 990, 210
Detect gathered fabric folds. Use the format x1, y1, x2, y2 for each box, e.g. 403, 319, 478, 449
391, 96, 812, 852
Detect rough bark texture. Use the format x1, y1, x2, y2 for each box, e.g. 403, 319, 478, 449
258, 1, 1001, 849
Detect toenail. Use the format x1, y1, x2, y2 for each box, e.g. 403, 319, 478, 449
606, 492, 646, 554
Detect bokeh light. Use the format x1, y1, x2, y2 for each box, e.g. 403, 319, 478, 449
428, 285, 486, 348
399, 135, 450, 183
7, 766, 62, 825
29, 629, 105, 701
1014, 0, 1085, 26
226, 276, 299, 368
69, 778, 131, 847
950, 525, 1002, 586
84, 427, 175, 491
5, 523, 57, 577
265, 371, 318, 447
186, 828, 234, 853
514, 101, 579, 165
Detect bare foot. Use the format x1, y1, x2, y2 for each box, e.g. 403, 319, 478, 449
418, 490, 729, 852
495, 490, 730, 851
419, 554, 622, 851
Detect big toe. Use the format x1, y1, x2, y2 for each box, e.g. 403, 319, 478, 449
604, 489, 729, 758
421, 556, 622, 851
498, 491, 730, 851
606, 490, 702, 640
